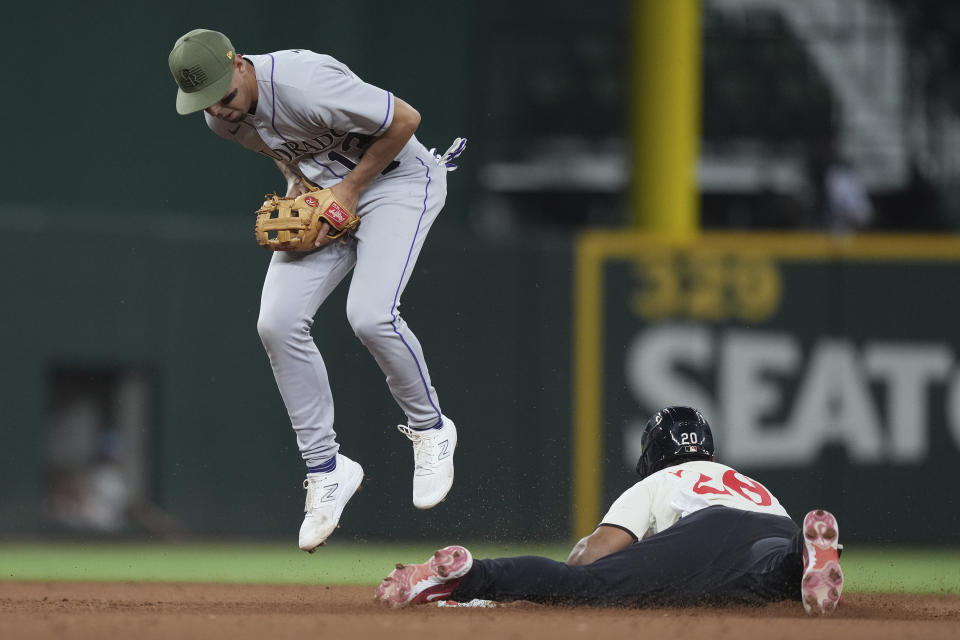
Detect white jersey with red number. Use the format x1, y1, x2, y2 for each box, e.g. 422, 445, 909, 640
600, 461, 789, 541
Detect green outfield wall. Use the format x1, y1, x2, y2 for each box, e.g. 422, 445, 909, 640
3, 217, 960, 544
2, 1, 959, 545
0, 210, 572, 541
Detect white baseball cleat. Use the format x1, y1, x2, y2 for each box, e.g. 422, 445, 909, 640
397, 416, 457, 509
374, 545, 474, 608
801, 509, 844, 615
298, 453, 364, 552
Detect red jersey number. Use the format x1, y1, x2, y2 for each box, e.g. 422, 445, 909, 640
692, 470, 773, 506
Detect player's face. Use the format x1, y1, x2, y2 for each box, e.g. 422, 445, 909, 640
205, 58, 254, 123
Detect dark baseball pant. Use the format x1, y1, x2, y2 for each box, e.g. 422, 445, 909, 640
449, 505, 804, 607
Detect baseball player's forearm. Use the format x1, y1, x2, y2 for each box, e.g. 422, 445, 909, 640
566, 536, 593, 566
565, 525, 635, 566
332, 97, 420, 208
273, 159, 307, 197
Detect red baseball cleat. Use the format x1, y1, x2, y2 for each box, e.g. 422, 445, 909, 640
374, 545, 474, 608
801, 509, 844, 615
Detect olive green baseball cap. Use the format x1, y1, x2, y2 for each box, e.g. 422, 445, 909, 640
169, 29, 236, 115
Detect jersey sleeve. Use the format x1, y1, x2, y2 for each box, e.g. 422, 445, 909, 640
599, 479, 656, 541
300, 58, 394, 136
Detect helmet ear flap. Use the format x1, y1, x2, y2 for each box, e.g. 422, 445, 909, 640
636, 419, 663, 479
635, 455, 648, 477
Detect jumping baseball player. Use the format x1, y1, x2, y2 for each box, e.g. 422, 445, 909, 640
375, 407, 845, 616
168, 29, 465, 551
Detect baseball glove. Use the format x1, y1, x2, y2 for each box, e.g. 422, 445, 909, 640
254, 188, 359, 251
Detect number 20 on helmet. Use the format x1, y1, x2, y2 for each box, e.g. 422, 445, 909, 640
636, 406, 716, 479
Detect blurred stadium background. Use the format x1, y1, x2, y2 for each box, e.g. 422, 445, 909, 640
1, 0, 959, 567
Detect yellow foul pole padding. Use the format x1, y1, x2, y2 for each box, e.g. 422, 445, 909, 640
630, 0, 702, 236
572, 1, 703, 540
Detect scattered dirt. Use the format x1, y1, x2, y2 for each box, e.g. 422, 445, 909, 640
1, 582, 958, 640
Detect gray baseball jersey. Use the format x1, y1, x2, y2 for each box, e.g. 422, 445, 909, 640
206, 49, 426, 195
207, 49, 456, 466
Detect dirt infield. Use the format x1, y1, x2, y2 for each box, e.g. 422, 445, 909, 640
2, 582, 958, 640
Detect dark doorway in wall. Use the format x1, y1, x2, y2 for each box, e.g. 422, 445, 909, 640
43, 367, 175, 535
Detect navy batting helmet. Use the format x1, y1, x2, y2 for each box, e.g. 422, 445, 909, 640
636, 406, 715, 479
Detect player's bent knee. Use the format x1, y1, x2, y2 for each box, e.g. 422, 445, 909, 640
346, 308, 392, 343
257, 311, 308, 348
349, 317, 391, 343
